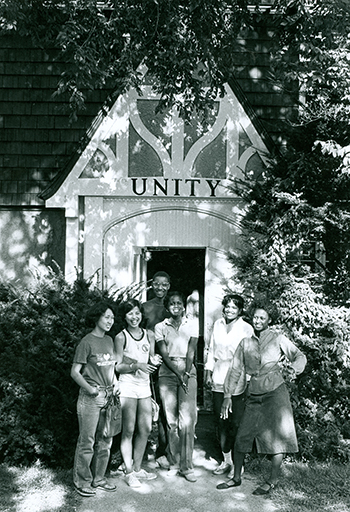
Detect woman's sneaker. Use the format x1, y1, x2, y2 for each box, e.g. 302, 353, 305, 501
213, 461, 232, 475
178, 470, 197, 482
134, 469, 157, 480
166, 466, 179, 477
125, 472, 141, 488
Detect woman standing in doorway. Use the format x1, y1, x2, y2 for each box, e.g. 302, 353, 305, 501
71, 302, 117, 497
115, 298, 161, 488
155, 291, 199, 482
205, 294, 253, 478
217, 304, 306, 494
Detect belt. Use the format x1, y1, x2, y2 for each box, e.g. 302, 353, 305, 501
169, 357, 186, 360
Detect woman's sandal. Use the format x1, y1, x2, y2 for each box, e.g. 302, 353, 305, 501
74, 486, 96, 497
252, 481, 276, 495
216, 478, 241, 490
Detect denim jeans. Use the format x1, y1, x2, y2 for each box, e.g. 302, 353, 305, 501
159, 360, 197, 474
73, 387, 113, 488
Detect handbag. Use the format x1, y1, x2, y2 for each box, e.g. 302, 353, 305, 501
103, 393, 122, 438
151, 397, 159, 423
150, 376, 160, 423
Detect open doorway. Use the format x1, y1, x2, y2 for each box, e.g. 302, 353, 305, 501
146, 248, 205, 301
146, 248, 206, 405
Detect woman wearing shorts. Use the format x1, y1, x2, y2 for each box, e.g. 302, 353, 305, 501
115, 298, 161, 488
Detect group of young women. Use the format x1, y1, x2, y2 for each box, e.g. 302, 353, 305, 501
71, 289, 306, 498
71, 289, 198, 495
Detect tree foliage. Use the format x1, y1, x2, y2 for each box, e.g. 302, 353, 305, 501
0, 0, 261, 120
229, 0, 350, 305
0, 270, 143, 467
278, 279, 350, 462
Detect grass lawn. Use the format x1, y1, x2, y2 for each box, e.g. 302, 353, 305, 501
0, 458, 349, 512
248, 457, 350, 512
0, 462, 78, 512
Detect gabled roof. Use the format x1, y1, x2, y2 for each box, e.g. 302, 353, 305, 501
40, 72, 278, 202
1, 28, 294, 207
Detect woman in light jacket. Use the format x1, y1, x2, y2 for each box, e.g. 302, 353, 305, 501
217, 305, 306, 494
205, 294, 253, 477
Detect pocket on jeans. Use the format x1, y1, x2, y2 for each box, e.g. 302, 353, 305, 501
80, 388, 100, 401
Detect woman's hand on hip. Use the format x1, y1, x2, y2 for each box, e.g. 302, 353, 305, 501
220, 397, 232, 420
88, 385, 99, 397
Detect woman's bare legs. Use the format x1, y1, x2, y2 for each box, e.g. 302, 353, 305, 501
120, 397, 137, 474
133, 397, 152, 472
268, 453, 283, 485
232, 449, 245, 482
254, 452, 284, 493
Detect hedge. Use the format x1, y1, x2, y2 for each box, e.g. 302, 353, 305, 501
0, 270, 142, 468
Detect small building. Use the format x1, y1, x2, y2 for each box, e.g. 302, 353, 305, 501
0, 25, 293, 390
43, 69, 272, 338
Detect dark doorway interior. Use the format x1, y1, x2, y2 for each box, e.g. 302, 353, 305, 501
146, 248, 205, 301
146, 248, 206, 406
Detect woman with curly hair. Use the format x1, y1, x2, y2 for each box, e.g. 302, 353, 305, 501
205, 294, 253, 478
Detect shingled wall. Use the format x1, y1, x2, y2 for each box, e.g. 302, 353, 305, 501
0, 34, 112, 207
234, 24, 294, 145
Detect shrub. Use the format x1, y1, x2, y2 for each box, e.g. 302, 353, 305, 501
277, 279, 350, 462
0, 269, 143, 468
228, 248, 350, 462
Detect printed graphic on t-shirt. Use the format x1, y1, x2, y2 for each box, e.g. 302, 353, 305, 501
96, 353, 115, 366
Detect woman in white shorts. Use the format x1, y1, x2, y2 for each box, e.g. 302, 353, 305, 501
115, 299, 161, 488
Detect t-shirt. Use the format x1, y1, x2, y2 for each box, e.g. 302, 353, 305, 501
73, 332, 116, 388
155, 317, 199, 358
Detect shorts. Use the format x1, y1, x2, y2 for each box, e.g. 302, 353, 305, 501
119, 379, 151, 399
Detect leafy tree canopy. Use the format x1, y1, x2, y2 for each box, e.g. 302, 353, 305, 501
229, 0, 350, 306
0, 0, 266, 119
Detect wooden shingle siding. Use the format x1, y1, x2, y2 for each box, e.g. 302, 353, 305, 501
0, 35, 111, 206
233, 24, 295, 143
